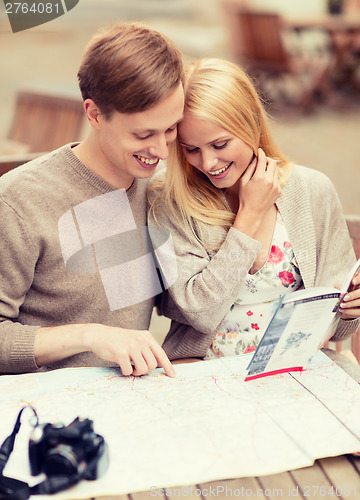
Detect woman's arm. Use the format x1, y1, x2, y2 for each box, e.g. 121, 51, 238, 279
309, 169, 360, 341
149, 202, 260, 334
148, 152, 280, 335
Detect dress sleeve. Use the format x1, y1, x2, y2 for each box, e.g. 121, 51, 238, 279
0, 197, 39, 373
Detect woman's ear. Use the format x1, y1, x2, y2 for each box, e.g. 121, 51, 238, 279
83, 99, 102, 130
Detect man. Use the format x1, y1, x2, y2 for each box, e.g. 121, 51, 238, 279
0, 23, 184, 376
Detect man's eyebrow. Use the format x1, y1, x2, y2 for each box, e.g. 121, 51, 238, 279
133, 128, 156, 134
133, 116, 183, 134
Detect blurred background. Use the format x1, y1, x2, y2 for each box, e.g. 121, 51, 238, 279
1, 0, 359, 210
1, 0, 360, 340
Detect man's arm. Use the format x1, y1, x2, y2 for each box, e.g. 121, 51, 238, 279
35, 324, 175, 377
0, 182, 175, 376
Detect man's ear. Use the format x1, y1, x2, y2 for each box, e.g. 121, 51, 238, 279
83, 99, 102, 130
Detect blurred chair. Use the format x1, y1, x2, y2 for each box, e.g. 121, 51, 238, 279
345, 0, 360, 13
221, 4, 334, 111
0, 151, 46, 177
1, 88, 85, 155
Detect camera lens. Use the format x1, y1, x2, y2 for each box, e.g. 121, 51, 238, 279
44, 444, 83, 476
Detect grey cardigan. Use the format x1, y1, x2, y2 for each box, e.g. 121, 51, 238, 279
148, 165, 359, 360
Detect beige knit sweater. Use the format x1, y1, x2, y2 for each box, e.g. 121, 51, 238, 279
0, 144, 155, 373
148, 165, 360, 360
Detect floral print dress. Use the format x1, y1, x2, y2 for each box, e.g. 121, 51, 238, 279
205, 211, 303, 359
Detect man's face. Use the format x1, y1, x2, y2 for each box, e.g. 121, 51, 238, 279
93, 83, 184, 189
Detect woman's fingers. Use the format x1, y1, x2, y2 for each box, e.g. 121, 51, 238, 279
241, 151, 258, 182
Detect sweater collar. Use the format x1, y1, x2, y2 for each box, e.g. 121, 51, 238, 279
62, 143, 138, 199
276, 166, 317, 288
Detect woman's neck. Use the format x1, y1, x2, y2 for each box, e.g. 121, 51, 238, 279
223, 181, 240, 214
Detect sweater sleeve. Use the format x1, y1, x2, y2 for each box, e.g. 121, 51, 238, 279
148, 192, 261, 335
311, 171, 360, 342
0, 197, 39, 373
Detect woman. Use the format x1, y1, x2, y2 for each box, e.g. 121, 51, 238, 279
148, 58, 360, 371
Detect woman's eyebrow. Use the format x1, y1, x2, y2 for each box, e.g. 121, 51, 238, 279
180, 136, 229, 147
179, 140, 194, 147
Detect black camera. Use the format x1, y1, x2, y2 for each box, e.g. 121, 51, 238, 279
0, 407, 108, 498
28, 416, 108, 480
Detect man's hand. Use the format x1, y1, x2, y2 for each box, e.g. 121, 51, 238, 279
85, 325, 175, 377
35, 324, 175, 377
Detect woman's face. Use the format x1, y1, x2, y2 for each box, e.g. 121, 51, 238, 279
178, 111, 254, 191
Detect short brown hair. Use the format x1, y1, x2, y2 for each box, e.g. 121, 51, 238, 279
151, 58, 291, 244
77, 23, 184, 117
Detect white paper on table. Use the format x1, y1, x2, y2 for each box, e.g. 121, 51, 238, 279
0, 351, 360, 499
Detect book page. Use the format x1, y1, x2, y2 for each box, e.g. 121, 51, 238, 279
246, 292, 340, 379
1, 352, 360, 499
244, 258, 360, 381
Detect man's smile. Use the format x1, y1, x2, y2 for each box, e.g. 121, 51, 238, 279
134, 154, 159, 167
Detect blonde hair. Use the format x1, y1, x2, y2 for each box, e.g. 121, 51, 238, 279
151, 58, 291, 241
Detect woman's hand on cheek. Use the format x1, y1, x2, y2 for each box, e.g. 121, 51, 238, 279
238, 148, 281, 216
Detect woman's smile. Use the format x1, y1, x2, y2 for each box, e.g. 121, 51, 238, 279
208, 162, 233, 179
178, 112, 254, 189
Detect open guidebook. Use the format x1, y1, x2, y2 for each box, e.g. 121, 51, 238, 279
245, 257, 360, 381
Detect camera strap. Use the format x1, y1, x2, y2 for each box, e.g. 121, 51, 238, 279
0, 406, 38, 500
0, 407, 38, 476
0, 407, 103, 498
